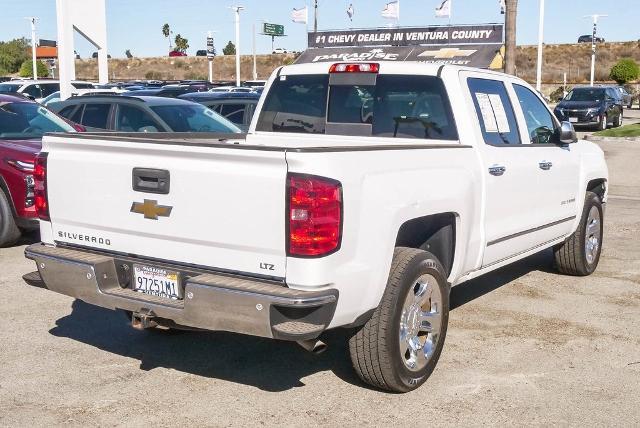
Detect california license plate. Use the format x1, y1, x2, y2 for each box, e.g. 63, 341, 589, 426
569, 117, 578, 123
132, 264, 182, 300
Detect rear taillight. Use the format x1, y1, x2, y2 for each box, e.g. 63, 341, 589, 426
34, 152, 49, 221
329, 63, 380, 73
288, 174, 342, 257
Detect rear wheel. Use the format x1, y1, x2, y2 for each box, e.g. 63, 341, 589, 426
554, 191, 603, 276
0, 190, 20, 248
615, 112, 623, 128
348, 247, 449, 392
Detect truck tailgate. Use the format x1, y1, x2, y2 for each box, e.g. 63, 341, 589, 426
43, 134, 287, 278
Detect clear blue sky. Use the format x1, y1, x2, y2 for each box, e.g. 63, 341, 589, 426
1, 0, 639, 58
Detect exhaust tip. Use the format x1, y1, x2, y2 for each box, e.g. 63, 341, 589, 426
297, 339, 328, 354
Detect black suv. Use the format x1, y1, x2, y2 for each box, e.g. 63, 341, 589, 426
554, 86, 623, 130
48, 95, 241, 133
578, 35, 605, 43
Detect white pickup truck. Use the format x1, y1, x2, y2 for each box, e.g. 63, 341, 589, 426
24, 62, 608, 392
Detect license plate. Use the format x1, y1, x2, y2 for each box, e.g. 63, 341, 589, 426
132, 264, 182, 300
569, 117, 578, 123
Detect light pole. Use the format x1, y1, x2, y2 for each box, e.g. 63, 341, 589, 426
535, 0, 545, 91
25, 17, 39, 79
230, 6, 244, 87
584, 14, 607, 87
252, 23, 257, 80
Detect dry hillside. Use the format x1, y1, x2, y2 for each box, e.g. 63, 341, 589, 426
72, 41, 640, 85
74, 54, 295, 81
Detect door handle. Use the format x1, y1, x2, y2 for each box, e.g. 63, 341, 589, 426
539, 161, 553, 171
488, 165, 506, 176
132, 168, 170, 194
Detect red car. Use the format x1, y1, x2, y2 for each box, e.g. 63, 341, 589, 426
0, 94, 76, 246
169, 50, 187, 57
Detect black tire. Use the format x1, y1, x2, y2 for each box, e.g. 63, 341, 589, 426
0, 190, 20, 248
597, 114, 608, 131
615, 112, 623, 128
554, 191, 604, 276
348, 247, 449, 392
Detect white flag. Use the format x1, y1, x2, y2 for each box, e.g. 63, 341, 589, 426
499, 0, 506, 14
435, 0, 451, 18
381, 1, 399, 20
347, 3, 354, 21
291, 6, 308, 24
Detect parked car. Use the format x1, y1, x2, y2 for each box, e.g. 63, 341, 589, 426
578, 35, 605, 43
0, 93, 76, 246
48, 95, 241, 133
169, 50, 187, 57
616, 86, 633, 109
26, 62, 608, 393
178, 91, 260, 131
0, 80, 94, 103
196, 50, 207, 57
553, 86, 623, 130
243, 80, 267, 88
209, 86, 255, 94
272, 48, 288, 54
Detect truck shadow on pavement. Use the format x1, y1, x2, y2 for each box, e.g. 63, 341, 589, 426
48, 249, 555, 392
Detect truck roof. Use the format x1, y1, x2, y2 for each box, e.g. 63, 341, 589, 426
277, 61, 507, 78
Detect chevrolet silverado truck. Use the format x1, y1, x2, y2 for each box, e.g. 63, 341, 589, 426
24, 62, 608, 392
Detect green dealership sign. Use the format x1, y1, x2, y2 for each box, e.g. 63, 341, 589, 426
263, 23, 285, 37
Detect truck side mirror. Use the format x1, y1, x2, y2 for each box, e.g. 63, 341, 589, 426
558, 121, 577, 144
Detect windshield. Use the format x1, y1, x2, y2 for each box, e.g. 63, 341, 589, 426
0, 102, 74, 139
256, 74, 457, 140
0, 83, 23, 93
150, 104, 241, 133
565, 89, 605, 102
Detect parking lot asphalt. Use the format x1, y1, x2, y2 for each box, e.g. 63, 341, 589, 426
1, 141, 639, 426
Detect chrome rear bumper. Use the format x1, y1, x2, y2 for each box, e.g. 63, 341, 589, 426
24, 244, 337, 340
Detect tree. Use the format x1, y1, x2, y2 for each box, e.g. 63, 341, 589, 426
609, 58, 640, 84
504, 0, 518, 75
19, 59, 49, 78
162, 23, 172, 49
125, 49, 133, 59
174, 34, 189, 53
223, 41, 236, 56
0, 38, 31, 74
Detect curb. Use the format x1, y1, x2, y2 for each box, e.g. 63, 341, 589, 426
585, 135, 640, 143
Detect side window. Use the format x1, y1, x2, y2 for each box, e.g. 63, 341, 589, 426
513, 84, 557, 145
58, 105, 78, 120
467, 78, 520, 145
22, 84, 43, 99
41, 83, 60, 97
219, 103, 246, 124
115, 105, 160, 132
70, 104, 85, 123
80, 103, 110, 129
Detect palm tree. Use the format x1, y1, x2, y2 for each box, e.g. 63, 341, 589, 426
162, 23, 172, 50
504, 0, 517, 75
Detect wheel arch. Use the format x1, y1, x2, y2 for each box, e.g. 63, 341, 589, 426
394, 212, 458, 278
0, 175, 18, 218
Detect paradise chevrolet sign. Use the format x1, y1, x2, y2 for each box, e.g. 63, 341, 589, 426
298, 24, 504, 69
308, 25, 503, 48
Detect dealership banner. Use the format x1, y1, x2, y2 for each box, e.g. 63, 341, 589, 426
295, 45, 503, 68
308, 24, 503, 48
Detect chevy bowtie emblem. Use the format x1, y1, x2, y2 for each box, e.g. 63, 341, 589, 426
130, 199, 172, 220
418, 48, 477, 59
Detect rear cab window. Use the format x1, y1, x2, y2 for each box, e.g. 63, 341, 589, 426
256, 73, 457, 140
467, 78, 520, 146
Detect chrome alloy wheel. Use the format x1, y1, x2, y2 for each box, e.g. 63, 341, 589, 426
585, 205, 601, 265
398, 274, 443, 372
